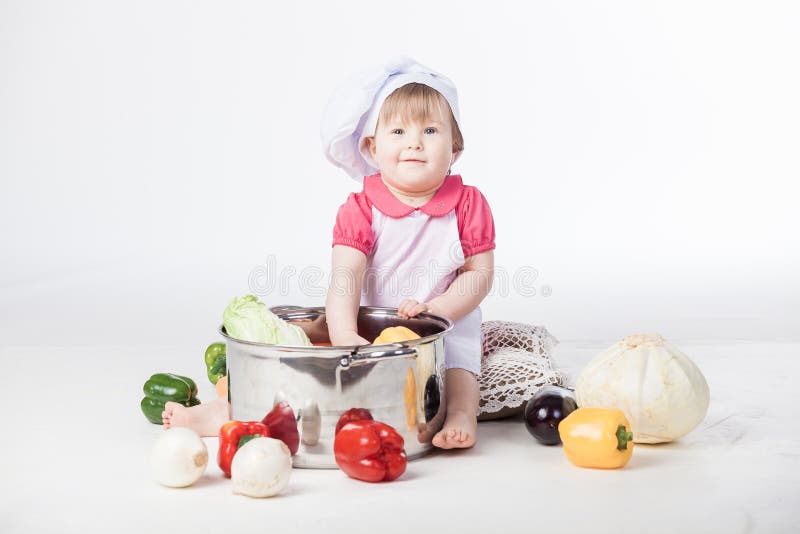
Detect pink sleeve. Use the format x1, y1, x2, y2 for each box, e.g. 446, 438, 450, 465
456, 186, 496, 258
332, 192, 374, 255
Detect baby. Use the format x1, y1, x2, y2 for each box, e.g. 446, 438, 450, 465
323, 57, 495, 448
164, 58, 495, 449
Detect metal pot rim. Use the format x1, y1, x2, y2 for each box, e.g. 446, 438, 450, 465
218, 305, 453, 355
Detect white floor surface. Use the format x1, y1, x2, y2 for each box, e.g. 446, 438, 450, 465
1, 340, 798, 533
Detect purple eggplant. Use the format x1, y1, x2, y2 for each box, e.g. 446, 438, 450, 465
523, 385, 577, 445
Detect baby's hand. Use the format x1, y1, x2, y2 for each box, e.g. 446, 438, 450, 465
332, 330, 370, 347
397, 299, 429, 319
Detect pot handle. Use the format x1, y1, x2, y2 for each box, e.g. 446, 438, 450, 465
338, 346, 418, 369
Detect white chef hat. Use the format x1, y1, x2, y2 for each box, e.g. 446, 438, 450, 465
321, 56, 461, 181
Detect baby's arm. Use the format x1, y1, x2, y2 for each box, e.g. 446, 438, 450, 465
326, 245, 370, 346
399, 250, 494, 323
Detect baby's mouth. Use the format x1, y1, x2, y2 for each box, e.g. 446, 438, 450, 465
401, 159, 426, 163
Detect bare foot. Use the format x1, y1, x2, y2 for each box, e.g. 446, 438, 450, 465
431, 368, 480, 449
432, 409, 477, 449
162, 398, 231, 437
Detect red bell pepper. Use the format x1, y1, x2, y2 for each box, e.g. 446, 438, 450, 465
334, 420, 407, 482
262, 402, 300, 455
217, 420, 270, 478
335, 407, 373, 435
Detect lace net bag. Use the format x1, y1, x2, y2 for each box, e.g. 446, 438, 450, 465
477, 321, 566, 421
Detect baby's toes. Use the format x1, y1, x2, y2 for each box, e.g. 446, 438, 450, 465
162, 403, 175, 425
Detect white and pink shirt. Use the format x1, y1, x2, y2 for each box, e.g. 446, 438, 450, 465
332, 173, 495, 375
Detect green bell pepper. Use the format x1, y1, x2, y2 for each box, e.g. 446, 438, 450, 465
140, 372, 200, 424
204, 342, 227, 385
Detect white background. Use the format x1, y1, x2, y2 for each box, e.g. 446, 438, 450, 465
2, 0, 799, 346
2, 4, 800, 533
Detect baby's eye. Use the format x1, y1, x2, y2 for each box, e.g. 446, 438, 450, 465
424, 127, 437, 134
391, 128, 404, 135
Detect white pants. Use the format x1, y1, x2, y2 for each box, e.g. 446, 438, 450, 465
443, 307, 482, 376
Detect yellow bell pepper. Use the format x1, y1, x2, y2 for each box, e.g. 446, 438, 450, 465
374, 328, 421, 427
373, 326, 420, 344
558, 408, 634, 469
404, 368, 417, 428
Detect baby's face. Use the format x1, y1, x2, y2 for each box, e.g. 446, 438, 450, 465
369, 107, 455, 195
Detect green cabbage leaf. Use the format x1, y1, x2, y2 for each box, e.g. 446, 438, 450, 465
223, 295, 312, 346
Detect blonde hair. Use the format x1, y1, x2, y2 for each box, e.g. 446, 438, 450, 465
375, 83, 464, 153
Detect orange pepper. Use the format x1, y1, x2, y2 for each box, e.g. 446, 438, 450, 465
558, 408, 634, 469
215, 375, 228, 399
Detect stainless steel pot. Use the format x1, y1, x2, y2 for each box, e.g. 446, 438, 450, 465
220, 306, 452, 468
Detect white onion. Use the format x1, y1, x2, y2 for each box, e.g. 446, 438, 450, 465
231, 437, 292, 498
301, 399, 321, 446
151, 428, 208, 487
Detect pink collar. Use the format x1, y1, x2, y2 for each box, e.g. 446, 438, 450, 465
363, 174, 464, 218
